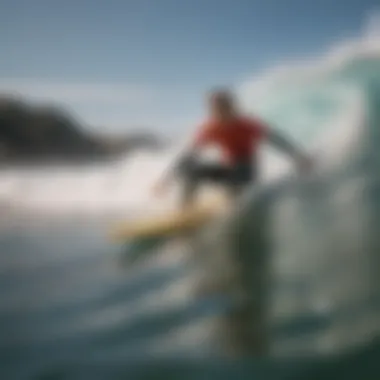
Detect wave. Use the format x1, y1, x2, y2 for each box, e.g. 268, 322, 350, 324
187, 40, 380, 355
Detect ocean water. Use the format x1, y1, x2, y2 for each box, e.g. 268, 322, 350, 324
1, 38, 380, 378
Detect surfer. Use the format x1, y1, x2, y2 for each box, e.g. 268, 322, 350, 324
153, 88, 313, 206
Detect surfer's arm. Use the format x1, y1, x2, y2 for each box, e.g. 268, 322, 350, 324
153, 126, 212, 193
266, 128, 312, 170
155, 149, 196, 186
266, 128, 303, 158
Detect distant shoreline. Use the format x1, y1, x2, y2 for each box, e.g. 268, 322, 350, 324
0, 95, 166, 164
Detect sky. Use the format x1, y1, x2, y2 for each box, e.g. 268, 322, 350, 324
0, 0, 379, 137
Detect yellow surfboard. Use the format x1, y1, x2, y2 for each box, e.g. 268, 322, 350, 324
109, 197, 229, 242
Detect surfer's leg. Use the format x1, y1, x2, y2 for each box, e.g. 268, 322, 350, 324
178, 157, 231, 207
226, 161, 255, 201
182, 165, 232, 207
181, 175, 198, 208
175, 154, 198, 207
227, 184, 246, 200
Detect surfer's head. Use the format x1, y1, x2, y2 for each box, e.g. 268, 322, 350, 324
207, 88, 237, 122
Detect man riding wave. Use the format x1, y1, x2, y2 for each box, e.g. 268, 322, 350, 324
153, 88, 313, 206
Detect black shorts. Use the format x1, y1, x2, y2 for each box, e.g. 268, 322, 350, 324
177, 154, 256, 188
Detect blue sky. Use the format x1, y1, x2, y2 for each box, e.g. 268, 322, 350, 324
0, 0, 379, 136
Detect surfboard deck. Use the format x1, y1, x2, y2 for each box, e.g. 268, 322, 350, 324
108, 197, 229, 243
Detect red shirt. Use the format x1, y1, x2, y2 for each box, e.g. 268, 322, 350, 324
193, 116, 268, 164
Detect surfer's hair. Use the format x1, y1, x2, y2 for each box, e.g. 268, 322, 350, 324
208, 88, 235, 105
